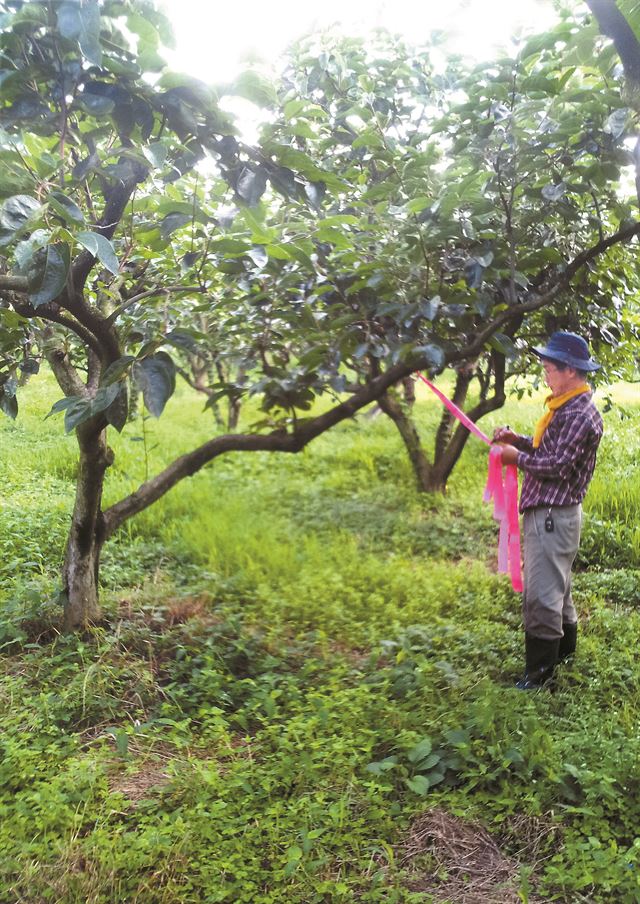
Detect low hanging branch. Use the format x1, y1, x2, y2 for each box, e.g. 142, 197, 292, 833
102, 358, 419, 535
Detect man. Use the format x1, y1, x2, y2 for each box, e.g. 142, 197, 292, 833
493, 332, 603, 690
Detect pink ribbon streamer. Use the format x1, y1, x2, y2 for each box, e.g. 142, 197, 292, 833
417, 374, 523, 593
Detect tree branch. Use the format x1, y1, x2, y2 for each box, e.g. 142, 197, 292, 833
1, 275, 116, 360
435, 351, 506, 485
72, 166, 148, 293
45, 344, 88, 397
106, 285, 205, 325
0, 275, 29, 292
586, 0, 640, 85
454, 219, 640, 363
9, 296, 104, 357
433, 365, 473, 462
102, 359, 418, 536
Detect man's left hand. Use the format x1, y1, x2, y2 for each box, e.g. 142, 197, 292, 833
497, 443, 519, 465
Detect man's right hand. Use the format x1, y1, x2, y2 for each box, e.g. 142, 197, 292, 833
492, 426, 519, 444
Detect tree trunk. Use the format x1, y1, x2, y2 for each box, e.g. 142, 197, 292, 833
402, 375, 416, 407
227, 397, 241, 431
378, 390, 437, 492
380, 354, 507, 495
430, 353, 507, 490
62, 428, 113, 631
227, 366, 246, 431
434, 367, 473, 462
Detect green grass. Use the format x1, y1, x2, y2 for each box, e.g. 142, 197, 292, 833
0, 373, 639, 903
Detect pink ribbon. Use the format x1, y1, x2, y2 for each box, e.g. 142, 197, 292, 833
417, 374, 523, 592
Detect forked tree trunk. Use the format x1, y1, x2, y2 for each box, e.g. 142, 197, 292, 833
62, 428, 113, 631
380, 354, 506, 494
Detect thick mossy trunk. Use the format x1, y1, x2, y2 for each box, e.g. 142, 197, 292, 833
62, 429, 113, 632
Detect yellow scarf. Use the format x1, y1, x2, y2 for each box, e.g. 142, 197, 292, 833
532, 385, 591, 448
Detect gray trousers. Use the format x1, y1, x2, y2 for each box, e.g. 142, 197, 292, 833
522, 505, 582, 640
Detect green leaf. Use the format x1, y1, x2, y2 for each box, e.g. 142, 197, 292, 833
414, 752, 441, 772
101, 356, 135, 386
73, 152, 101, 181
48, 191, 85, 226
180, 251, 200, 272
0, 194, 41, 232
305, 181, 326, 209
0, 70, 16, 90
407, 737, 432, 764
133, 352, 176, 417
489, 333, 517, 359
142, 141, 168, 168
541, 182, 566, 202
159, 212, 191, 240
268, 165, 298, 198
405, 775, 431, 795
14, 229, 49, 273
106, 727, 130, 759
75, 231, 119, 275
247, 246, 268, 268
0, 379, 18, 419
27, 243, 70, 308
229, 71, 277, 107
604, 108, 628, 140
364, 756, 398, 775
406, 196, 432, 215
105, 385, 129, 433
236, 167, 267, 207
127, 12, 160, 52
57, 1, 102, 66
445, 729, 471, 747
414, 343, 445, 373
284, 844, 302, 877
427, 769, 446, 786
46, 384, 121, 433
78, 93, 115, 116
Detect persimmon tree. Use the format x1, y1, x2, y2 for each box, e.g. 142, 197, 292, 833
254, 22, 640, 490
1, 1, 639, 629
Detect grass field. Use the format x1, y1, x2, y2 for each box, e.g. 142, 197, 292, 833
1, 373, 639, 903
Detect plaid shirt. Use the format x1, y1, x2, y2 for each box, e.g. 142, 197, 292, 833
514, 392, 603, 512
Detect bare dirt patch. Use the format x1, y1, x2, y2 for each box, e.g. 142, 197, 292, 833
109, 761, 169, 803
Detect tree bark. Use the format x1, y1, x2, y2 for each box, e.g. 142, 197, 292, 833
378, 389, 436, 491
380, 353, 506, 494
585, 0, 640, 85
62, 428, 113, 631
434, 366, 474, 463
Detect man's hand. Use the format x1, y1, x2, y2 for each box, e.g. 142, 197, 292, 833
493, 426, 519, 444
497, 443, 519, 465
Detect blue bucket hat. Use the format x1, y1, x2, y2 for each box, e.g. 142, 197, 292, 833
533, 331, 600, 372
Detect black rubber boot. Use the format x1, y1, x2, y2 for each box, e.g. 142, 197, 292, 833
515, 634, 560, 690
558, 621, 577, 662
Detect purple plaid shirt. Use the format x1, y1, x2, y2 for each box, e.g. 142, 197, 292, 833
514, 392, 603, 512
